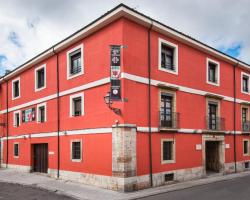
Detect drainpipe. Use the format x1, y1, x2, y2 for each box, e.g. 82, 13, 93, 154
233, 63, 238, 173
148, 21, 153, 187
53, 47, 60, 178
5, 79, 9, 168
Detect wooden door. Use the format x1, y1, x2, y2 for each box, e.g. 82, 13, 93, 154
33, 143, 48, 173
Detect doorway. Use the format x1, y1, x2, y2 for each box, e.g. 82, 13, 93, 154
205, 141, 221, 174
32, 143, 48, 173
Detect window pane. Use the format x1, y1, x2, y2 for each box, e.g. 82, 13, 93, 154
39, 106, 45, 122
73, 97, 82, 116
14, 144, 19, 156
72, 142, 81, 160
208, 63, 217, 83
14, 81, 19, 97
163, 141, 173, 161
161, 44, 174, 70
244, 141, 249, 154
37, 68, 45, 88
70, 51, 81, 75
243, 76, 249, 92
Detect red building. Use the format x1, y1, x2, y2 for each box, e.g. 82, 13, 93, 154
1, 4, 250, 191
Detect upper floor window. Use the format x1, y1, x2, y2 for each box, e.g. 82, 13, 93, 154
13, 110, 21, 127
37, 103, 46, 123
12, 77, 20, 100
159, 38, 178, 75
242, 72, 250, 94
161, 139, 175, 164
71, 140, 82, 162
67, 44, 84, 80
35, 64, 46, 91
70, 93, 84, 117
242, 107, 250, 132
206, 58, 220, 86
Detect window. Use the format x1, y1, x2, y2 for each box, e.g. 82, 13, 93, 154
35, 64, 46, 91
70, 93, 84, 117
12, 77, 20, 99
206, 58, 220, 86
37, 103, 46, 123
242, 73, 250, 94
71, 140, 82, 161
161, 139, 175, 164
159, 38, 178, 75
13, 110, 21, 127
208, 103, 218, 130
243, 140, 249, 156
67, 44, 84, 79
160, 93, 173, 128
242, 107, 250, 132
14, 143, 19, 157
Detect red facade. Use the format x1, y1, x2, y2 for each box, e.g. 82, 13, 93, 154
0, 4, 250, 191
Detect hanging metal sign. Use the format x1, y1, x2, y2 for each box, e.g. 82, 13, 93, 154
110, 45, 121, 100
22, 108, 36, 122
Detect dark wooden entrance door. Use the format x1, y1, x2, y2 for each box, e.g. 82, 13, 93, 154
33, 143, 48, 173
205, 141, 220, 173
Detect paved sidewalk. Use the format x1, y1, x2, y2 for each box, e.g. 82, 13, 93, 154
0, 168, 250, 200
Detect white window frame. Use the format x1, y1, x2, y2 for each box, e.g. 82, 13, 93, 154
243, 139, 250, 156
35, 64, 46, 92
13, 110, 21, 127
161, 138, 176, 164
241, 72, 250, 95
206, 58, 220, 86
37, 102, 47, 123
13, 142, 19, 158
67, 44, 84, 80
70, 139, 82, 162
69, 93, 84, 117
158, 38, 178, 75
12, 77, 20, 100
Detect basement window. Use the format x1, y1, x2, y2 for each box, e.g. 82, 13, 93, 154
159, 38, 178, 75
12, 77, 20, 99
207, 58, 220, 86
67, 44, 84, 79
35, 64, 46, 91
245, 162, 250, 169
37, 103, 46, 123
164, 173, 174, 182
70, 93, 84, 117
14, 143, 19, 158
243, 140, 249, 156
161, 139, 175, 164
13, 110, 21, 127
71, 140, 82, 162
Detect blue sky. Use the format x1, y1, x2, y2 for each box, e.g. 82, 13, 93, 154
0, 0, 250, 76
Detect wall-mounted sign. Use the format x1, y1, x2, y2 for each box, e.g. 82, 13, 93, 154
110, 45, 121, 100
196, 144, 202, 150
22, 108, 35, 122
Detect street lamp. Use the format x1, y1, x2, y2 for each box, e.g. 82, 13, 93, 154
104, 92, 121, 115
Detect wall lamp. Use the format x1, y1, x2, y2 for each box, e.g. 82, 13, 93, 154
104, 92, 121, 115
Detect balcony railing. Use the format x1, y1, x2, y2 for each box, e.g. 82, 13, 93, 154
206, 116, 225, 131
159, 112, 179, 129
242, 121, 250, 132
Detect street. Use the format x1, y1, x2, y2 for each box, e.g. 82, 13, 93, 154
139, 175, 250, 200
0, 182, 74, 200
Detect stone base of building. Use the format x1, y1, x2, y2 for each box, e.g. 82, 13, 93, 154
2, 162, 250, 192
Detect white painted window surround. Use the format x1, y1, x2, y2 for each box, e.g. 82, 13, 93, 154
243, 139, 250, 156
70, 139, 83, 162
12, 77, 20, 100
161, 138, 176, 164
69, 93, 84, 117
35, 64, 46, 92
13, 110, 21, 127
67, 44, 84, 80
36, 102, 47, 123
158, 38, 178, 75
206, 58, 220, 87
241, 72, 250, 95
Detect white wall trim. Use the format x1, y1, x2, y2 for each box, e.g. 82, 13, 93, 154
206, 58, 220, 87
158, 38, 178, 75
0, 77, 109, 114
67, 44, 84, 80
35, 64, 46, 92
241, 72, 250, 95
1, 127, 112, 140
37, 102, 47, 123
12, 77, 21, 100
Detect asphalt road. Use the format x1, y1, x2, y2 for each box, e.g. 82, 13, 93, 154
0, 182, 74, 200
139, 175, 250, 200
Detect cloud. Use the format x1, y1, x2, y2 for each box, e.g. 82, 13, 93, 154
0, 0, 250, 76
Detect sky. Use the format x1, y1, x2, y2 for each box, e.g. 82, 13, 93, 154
0, 0, 249, 76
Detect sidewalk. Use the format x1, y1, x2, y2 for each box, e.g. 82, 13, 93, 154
0, 168, 250, 200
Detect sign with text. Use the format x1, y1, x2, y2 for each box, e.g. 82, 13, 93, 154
110, 45, 121, 100
22, 108, 36, 122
